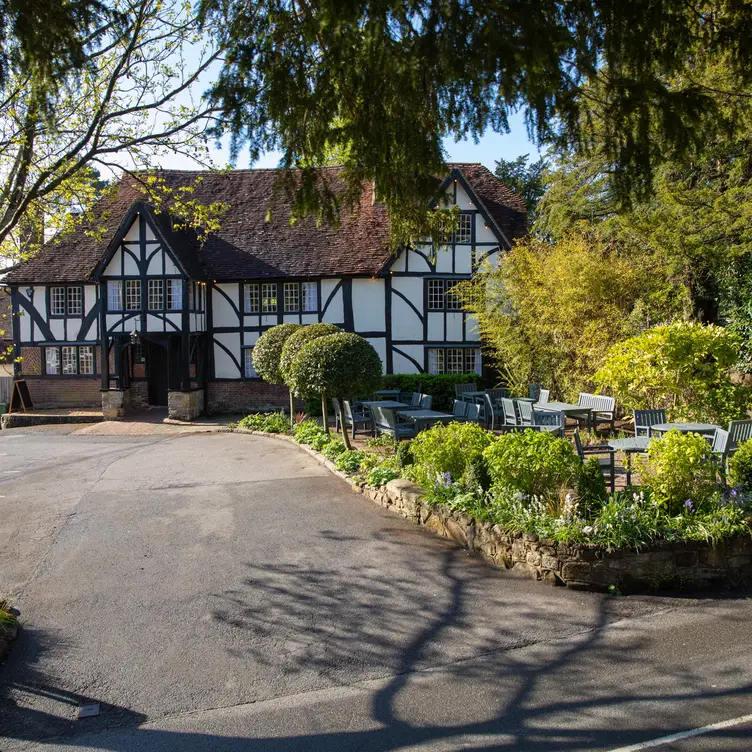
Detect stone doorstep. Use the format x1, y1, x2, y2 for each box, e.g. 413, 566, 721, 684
230, 428, 752, 594
0, 412, 104, 429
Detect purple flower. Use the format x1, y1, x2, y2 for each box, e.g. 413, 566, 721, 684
632, 515, 637, 522
441, 472, 452, 486
684, 499, 694, 512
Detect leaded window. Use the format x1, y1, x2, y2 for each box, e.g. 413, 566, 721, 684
455, 213, 472, 243
445, 282, 462, 310
45, 347, 60, 375
262, 283, 277, 313
79, 346, 94, 375
166, 278, 182, 310
62, 346, 77, 375
301, 281, 318, 312
107, 280, 123, 311
244, 284, 259, 313
148, 279, 164, 310
50, 287, 66, 316
244, 348, 257, 377
66, 286, 83, 315
284, 282, 299, 312
427, 280, 445, 310
427, 347, 481, 375
125, 280, 141, 310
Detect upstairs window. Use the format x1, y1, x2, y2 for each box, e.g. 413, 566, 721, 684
454, 213, 472, 243
148, 279, 164, 310
262, 283, 277, 313
50, 286, 83, 316
125, 280, 141, 310
244, 283, 259, 313
427, 279, 463, 311
166, 279, 182, 310
107, 280, 123, 311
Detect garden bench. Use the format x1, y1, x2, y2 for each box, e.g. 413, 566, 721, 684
727, 419, 752, 456
574, 429, 616, 492
633, 409, 666, 437
577, 393, 616, 432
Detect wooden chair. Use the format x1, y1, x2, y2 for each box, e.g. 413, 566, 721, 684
501, 397, 519, 427
633, 409, 666, 437
486, 388, 510, 406
343, 400, 373, 440
538, 388, 550, 405
516, 399, 534, 426
711, 428, 730, 481
577, 393, 616, 432
727, 419, 752, 456
455, 382, 477, 397
409, 392, 422, 406
332, 396, 342, 432
420, 394, 433, 410
533, 409, 565, 437
482, 393, 504, 430
371, 406, 417, 439
573, 429, 616, 492
465, 403, 481, 423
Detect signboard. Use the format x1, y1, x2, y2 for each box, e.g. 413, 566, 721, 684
8, 379, 32, 413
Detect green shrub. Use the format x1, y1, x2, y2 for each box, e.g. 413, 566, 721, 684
238, 411, 290, 434
410, 422, 495, 489
364, 435, 398, 457
279, 323, 342, 388
635, 430, 719, 515
483, 429, 579, 499
293, 419, 327, 445
335, 450, 367, 473
367, 458, 400, 487
729, 440, 752, 491
322, 438, 346, 460
308, 432, 332, 451
380, 374, 484, 412
356, 452, 380, 474
595, 321, 749, 424
577, 457, 608, 517
252, 323, 302, 384
461, 454, 492, 494
395, 440, 414, 469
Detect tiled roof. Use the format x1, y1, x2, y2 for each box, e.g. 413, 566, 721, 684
5, 165, 527, 284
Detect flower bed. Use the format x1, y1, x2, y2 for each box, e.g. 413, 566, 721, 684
233, 414, 752, 592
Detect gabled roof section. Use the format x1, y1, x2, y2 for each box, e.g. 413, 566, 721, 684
4, 164, 527, 284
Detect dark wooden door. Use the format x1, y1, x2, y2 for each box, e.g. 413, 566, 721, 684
147, 343, 169, 406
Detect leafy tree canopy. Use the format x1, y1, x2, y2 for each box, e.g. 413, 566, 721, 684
252, 323, 302, 385
494, 155, 549, 218
202, 0, 752, 244
279, 323, 341, 390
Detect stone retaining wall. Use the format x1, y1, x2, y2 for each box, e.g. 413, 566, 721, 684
234, 428, 752, 593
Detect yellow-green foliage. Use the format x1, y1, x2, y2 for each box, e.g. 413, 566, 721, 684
457, 231, 659, 400
728, 439, 752, 491
635, 430, 719, 516
595, 321, 749, 423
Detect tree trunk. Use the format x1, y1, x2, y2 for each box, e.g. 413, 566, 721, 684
288, 387, 295, 428
338, 398, 352, 450
321, 391, 329, 435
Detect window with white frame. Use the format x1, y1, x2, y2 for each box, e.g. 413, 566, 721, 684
148, 279, 164, 310
61, 346, 77, 375
66, 286, 83, 315
107, 280, 123, 311
427, 347, 481, 375
45, 347, 60, 374
445, 282, 462, 310
79, 346, 94, 375
243, 348, 257, 377
284, 282, 299, 312
454, 213, 472, 243
166, 278, 182, 310
244, 283, 259, 313
301, 281, 318, 312
262, 283, 277, 313
427, 280, 445, 310
50, 287, 66, 316
125, 280, 141, 310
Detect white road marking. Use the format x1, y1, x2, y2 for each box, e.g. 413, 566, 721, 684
609, 713, 752, 751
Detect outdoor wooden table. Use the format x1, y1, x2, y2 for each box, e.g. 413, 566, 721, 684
395, 408, 455, 430
608, 436, 650, 486
534, 401, 593, 431
651, 422, 721, 436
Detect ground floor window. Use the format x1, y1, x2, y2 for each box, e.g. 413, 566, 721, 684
44, 345, 96, 375
243, 348, 257, 378
427, 347, 481, 375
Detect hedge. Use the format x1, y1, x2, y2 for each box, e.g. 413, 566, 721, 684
381, 373, 485, 411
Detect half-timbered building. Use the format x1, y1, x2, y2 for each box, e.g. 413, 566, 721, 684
3, 164, 526, 419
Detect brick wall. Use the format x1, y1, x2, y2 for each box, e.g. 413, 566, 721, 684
207, 381, 295, 414
25, 378, 101, 408
130, 381, 149, 410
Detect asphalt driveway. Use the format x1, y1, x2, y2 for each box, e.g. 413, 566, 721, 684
1, 427, 751, 751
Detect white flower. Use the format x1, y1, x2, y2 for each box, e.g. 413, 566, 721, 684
583, 525, 594, 534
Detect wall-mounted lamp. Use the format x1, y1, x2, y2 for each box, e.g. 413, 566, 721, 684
26, 286, 34, 300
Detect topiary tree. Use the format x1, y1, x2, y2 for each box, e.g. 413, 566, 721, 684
252, 323, 302, 426
280, 323, 341, 432
286, 332, 382, 449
